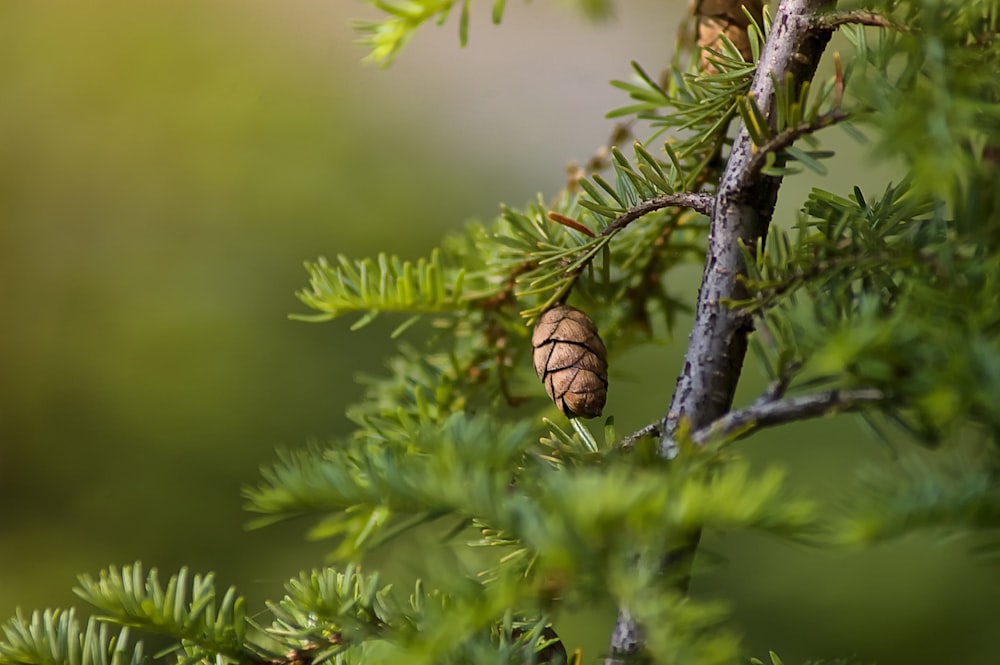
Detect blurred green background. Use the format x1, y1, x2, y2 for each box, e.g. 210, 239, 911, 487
1, 1, 998, 663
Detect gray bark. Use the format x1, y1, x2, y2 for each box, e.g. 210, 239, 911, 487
605, 0, 837, 660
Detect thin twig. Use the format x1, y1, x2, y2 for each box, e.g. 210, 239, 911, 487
812, 9, 898, 32
756, 374, 792, 404
617, 422, 661, 449
599, 192, 715, 237
691, 387, 886, 445
540, 191, 713, 309
619, 387, 886, 450
745, 108, 849, 179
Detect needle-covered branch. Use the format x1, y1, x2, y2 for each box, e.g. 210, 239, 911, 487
811, 9, 897, 31
599, 192, 715, 236
607, 0, 838, 660
692, 387, 886, 445
618, 387, 886, 450
662, 0, 837, 448
744, 107, 849, 178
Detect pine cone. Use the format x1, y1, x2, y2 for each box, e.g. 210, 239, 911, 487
692, 0, 765, 72
532, 305, 608, 419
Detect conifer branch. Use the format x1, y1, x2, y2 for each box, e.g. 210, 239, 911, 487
691, 387, 886, 444
599, 193, 715, 237
74, 564, 251, 663
617, 422, 660, 449
812, 9, 897, 32
618, 387, 886, 449
745, 107, 849, 179
0, 609, 147, 665
662, 0, 837, 447
607, 0, 838, 660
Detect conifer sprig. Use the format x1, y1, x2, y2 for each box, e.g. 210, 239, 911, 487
247, 409, 818, 580
355, 0, 614, 66
837, 450, 1000, 545
73, 565, 250, 664
354, 0, 501, 66
733, 175, 1000, 440
243, 413, 534, 560
0, 565, 568, 665
293, 250, 465, 335
843, 2, 1000, 201
0, 610, 146, 665
734, 179, 940, 316
267, 565, 565, 665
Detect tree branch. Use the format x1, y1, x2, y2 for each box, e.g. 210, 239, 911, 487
812, 9, 897, 32
618, 387, 886, 450
692, 387, 886, 445
663, 0, 837, 451
544, 191, 714, 312
745, 108, 849, 179
606, 0, 838, 660
599, 192, 715, 237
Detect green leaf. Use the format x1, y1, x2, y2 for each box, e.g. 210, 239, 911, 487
459, 0, 470, 46
491, 0, 505, 23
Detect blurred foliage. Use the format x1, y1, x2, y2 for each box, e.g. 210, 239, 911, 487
355, 0, 614, 65
0, 0, 503, 614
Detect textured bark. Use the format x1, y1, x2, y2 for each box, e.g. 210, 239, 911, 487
665, 0, 836, 445
605, 0, 836, 661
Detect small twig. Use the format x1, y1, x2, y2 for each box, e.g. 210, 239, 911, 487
617, 422, 661, 449
619, 387, 885, 450
541, 191, 714, 312
753, 360, 803, 405
812, 9, 898, 32
692, 387, 885, 446
600, 192, 715, 237
745, 108, 849, 179
756, 377, 789, 405
550, 190, 714, 239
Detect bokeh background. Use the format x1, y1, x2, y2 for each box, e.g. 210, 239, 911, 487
2, 1, 998, 663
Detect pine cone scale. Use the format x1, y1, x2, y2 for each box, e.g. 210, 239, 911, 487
532, 305, 608, 419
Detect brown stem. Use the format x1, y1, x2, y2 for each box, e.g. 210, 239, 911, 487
599, 192, 715, 237
617, 387, 886, 450
744, 108, 849, 179
812, 9, 897, 32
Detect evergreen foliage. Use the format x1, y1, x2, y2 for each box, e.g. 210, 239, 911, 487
5, 1, 1000, 664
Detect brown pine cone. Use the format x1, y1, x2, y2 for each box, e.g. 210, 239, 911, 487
531, 305, 608, 419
